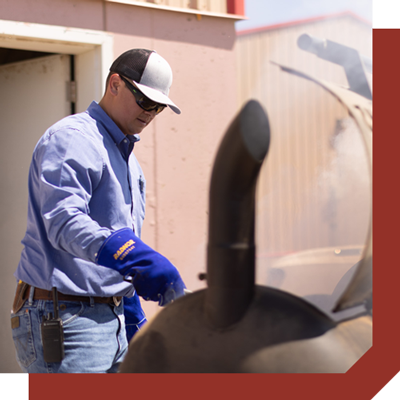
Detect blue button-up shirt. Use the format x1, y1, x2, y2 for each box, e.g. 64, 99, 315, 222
15, 102, 146, 297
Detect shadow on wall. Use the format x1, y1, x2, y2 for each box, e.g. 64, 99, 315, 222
104, 3, 237, 50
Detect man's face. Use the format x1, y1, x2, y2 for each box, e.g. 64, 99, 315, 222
112, 76, 158, 136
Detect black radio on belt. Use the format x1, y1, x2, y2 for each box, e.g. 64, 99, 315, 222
41, 287, 65, 363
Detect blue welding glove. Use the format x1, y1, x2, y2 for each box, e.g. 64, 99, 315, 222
123, 293, 147, 342
96, 228, 186, 306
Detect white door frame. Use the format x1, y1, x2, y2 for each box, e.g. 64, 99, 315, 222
0, 19, 114, 111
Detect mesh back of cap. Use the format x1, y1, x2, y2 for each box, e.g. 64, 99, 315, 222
110, 49, 153, 83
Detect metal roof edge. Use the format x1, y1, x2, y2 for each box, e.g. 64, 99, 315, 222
236, 11, 372, 36
106, 0, 247, 21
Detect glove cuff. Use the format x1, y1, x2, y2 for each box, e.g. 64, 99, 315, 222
96, 228, 137, 273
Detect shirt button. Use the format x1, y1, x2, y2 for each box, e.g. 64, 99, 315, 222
124, 139, 128, 143
132, 216, 136, 221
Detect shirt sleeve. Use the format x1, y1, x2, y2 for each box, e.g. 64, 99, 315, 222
33, 126, 111, 262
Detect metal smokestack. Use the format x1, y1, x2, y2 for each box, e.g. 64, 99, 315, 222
205, 99, 270, 328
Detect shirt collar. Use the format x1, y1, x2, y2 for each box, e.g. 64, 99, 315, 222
87, 101, 140, 159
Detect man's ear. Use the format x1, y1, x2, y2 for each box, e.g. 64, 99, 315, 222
108, 74, 122, 96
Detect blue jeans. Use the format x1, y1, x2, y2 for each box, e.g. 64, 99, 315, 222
11, 286, 128, 373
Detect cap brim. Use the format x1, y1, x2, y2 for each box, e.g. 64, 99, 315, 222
133, 81, 181, 114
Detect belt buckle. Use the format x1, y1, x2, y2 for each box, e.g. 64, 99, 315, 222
112, 296, 122, 306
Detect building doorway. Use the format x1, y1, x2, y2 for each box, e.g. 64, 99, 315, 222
0, 20, 113, 372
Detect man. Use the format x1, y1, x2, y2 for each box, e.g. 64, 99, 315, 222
11, 49, 186, 373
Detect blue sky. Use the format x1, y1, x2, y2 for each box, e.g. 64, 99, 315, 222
235, 0, 372, 31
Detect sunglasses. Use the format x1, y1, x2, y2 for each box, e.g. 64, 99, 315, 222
119, 75, 166, 115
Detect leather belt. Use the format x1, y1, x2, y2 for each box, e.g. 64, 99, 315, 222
33, 287, 122, 306
12, 281, 122, 314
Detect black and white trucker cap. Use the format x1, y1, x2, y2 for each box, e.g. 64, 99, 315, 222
110, 49, 181, 114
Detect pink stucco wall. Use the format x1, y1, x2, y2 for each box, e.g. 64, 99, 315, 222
1, 0, 238, 318
0, 0, 105, 30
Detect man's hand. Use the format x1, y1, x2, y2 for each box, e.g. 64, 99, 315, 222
96, 228, 186, 305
